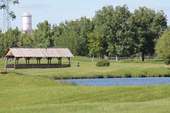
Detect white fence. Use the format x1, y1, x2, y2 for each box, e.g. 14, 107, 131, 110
89, 56, 162, 62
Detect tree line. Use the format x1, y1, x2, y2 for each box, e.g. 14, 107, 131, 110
0, 5, 168, 61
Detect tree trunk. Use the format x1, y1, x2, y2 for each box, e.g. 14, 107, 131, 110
141, 52, 145, 62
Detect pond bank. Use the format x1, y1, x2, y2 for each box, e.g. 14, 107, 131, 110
53, 74, 170, 80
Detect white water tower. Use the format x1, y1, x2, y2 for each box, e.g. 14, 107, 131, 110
22, 12, 32, 33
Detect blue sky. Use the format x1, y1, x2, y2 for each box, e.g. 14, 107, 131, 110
1, 0, 170, 29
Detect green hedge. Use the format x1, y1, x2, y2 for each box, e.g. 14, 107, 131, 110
96, 60, 110, 67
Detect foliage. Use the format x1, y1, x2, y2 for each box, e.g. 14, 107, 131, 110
0, 28, 21, 56
53, 17, 93, 55
88, 26, 105, 57
32, 20, 53, 48
96, 59, 110, 67
88, 5, 167, 59
0, 0, 19, 20
0, 5, 168, 60
129, 7, 167, 61
92, 5, 134, 57
18, 33, 33, 47
156, 30, 170, 64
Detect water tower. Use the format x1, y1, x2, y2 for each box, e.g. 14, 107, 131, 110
22, 12, 32, 33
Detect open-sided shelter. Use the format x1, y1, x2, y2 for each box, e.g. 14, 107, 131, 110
5, 48, 74, 69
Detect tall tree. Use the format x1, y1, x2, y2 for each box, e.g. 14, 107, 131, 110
53, 17, 93, 55
18, 33, 33, 47
76, 17, 94, 56
32, 20, 53, 48
0, 28, 21, 56
0, 0, 19, 31
92, 5, 133, 57
88, 26, 105, 57
130, 7, 167, 61
156, 30, 170, 64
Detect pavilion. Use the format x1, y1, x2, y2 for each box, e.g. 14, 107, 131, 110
5, 48, 73, 69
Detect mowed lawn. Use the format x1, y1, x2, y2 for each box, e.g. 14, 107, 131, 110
3, 56, 170, 78
0, 75, 170, 113
0, 57, 170, 113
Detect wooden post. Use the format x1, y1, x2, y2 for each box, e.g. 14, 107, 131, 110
57, 58, 60, 64
58, 57, 62, 65
25, 58, 30, 64
36, 58, 39, 64
28, 58, 30, 64
39, 58, 41, 64
14, 58, 16, 69
47, 58, 51, 64
16, 58, 19, 64
68, 57, 71, 66
15, 58, 16, 65
36, 58, 40, 64
25, 58, 27, 64
4, 57, 8, 71
50, 58, 52, 64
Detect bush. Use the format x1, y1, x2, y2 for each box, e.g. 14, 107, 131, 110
156, 30, 170, 65
96, 60, 110, 67
164, 58, 170, 65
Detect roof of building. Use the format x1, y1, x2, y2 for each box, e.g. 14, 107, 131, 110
6, 48, 74, 58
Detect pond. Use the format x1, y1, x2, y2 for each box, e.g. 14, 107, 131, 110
62, 77, 170, 86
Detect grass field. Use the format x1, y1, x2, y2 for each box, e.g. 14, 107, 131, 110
0, 75, 170, 113
2, 56, 170, 79
0, 57, 170, 113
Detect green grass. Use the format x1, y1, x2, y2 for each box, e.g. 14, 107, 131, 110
0, 75, 170, 113
3, 56, 170, 79
1, 57, 170, 113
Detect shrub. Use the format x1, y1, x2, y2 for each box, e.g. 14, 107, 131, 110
156, 30, 170, 65
164, 58, 170, 65
96, 60, 110, 67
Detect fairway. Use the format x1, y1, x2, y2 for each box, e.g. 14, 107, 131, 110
0, 75, 170, 113
3, 56, 170, 78
0, 57, 170, 113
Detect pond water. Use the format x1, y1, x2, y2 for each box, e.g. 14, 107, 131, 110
62, 77, 170, 86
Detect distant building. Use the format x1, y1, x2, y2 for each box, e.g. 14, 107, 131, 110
22, 12, 32, 34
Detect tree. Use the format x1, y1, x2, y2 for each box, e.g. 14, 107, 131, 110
54, 26, 79, 54
92, 5, 134, 57
53, 21, 78, 54
0, 31, 4, 56
53, 17, 93, 55
88, 26, 105, 57
32, 20, 53, 48
130, 7, 167, 61
76, 17, 94, 56
18, 33, 33, 47
0, 0, 19, 20
0, 0, 19, 31
0, 28, 21, 56
156, 30, 170, 64
0, 5, 168, 58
